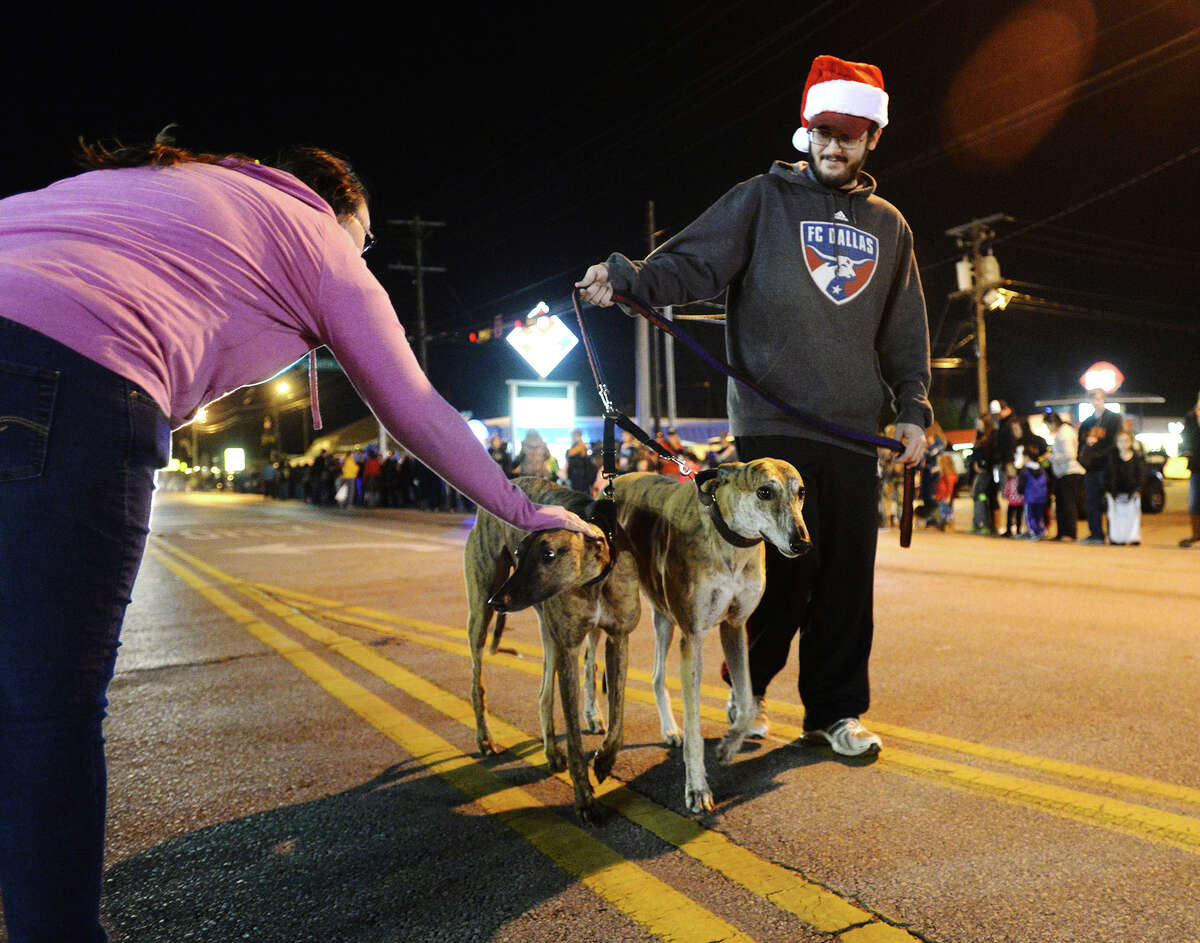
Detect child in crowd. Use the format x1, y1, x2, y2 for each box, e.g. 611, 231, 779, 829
1001, 461, 1024, 537
1017, 445, 1049, 540
1106, 431, 1145, 545
934, 452, 958, 531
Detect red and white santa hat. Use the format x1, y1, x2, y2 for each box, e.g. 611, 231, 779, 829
793, 54, 889, 152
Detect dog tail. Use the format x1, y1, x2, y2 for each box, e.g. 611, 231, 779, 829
489, 613, 508, 655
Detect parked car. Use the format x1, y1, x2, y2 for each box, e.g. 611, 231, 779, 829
1143, 451, 1167, 514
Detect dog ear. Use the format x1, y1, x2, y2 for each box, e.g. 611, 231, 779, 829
716, 462, 743, 484
585, 498, 617, 543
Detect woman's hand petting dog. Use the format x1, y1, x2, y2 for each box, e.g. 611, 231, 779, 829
533, 505, 604, 539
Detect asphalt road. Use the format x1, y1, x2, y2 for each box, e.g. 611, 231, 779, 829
6, 482, 1197, 942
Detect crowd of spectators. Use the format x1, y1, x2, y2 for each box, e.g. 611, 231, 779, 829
189, 393, 1199, 549
250, 445, 477, 511
895, 390, 1184, 547
212, 424, 738, 512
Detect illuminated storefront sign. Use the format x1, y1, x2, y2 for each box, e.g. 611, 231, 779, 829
505, 301, 578, 378
1079, 361, 1124, 394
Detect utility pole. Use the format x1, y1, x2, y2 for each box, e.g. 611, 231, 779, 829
387, 216, 447, 371
634, 204, 653, 430
646, 201, 663, 435
387, 216, 446, 454
945, 213, 1012, 419
641, 201, 679, 432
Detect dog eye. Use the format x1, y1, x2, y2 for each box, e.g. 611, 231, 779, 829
541, 547, 557, 563
796, 487, 807, 500
756, 486, 773, 500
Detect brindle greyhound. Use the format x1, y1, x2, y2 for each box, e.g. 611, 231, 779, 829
614, 459, 809, 813
464, 477, 639, 821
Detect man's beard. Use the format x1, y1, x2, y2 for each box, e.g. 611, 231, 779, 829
810, 149, 869, 189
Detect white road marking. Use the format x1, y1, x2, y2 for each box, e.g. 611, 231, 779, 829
222, 541, 449, 555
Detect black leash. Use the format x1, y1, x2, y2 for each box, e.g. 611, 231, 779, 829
571, 289, 693, 499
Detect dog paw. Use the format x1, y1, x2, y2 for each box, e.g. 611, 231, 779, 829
477, 737, 501, 756
592, 748, 616, 783
583, 716, 607, 735
544, 748, 568, 773
575, 794, 600, 824
662, 728, 683, 748
685, 786, 715, 814
716, 732, 746, 765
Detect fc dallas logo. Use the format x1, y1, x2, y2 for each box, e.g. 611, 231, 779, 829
801, 221, 878, 304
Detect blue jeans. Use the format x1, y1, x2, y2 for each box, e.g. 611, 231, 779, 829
1, 316, 170, 942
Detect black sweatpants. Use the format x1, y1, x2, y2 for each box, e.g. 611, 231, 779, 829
736, 435, 881, 732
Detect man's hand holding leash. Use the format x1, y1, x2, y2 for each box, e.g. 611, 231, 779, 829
575, 264, 614, 307
894, 422, 927, 467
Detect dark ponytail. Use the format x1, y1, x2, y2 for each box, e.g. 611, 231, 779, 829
75, 125, 251, 170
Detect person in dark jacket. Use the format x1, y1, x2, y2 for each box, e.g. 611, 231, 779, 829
577, 54, 930, 757
969, 414, 996, 534
1077, 389, 1123, 544
487, 431, 513, 478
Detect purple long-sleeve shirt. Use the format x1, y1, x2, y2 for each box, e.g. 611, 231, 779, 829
0, 159, 560, 531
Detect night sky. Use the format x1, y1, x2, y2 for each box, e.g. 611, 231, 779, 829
5, 0, 1198, 438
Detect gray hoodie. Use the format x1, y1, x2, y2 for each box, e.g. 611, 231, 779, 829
605, 161, 932, 455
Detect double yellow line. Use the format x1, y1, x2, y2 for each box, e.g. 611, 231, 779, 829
150, 538, 920, 943
216, 573, 1200, 858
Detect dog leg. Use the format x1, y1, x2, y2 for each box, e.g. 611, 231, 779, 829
467, 605, 500, 755
716, 620, 752, 765
555, 640, 598, 821
582, 627, 606, 735
651, 609, 683, 747
466, 566, 501, 756
592, 632, 628, 784
537, 615, 566, 773
678, 629, 714, 814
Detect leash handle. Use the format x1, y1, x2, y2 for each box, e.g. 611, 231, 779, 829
899, 464, 916, 548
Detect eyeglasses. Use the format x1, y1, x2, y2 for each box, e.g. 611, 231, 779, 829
361, 229, 376, 256
808, 127, 868, 149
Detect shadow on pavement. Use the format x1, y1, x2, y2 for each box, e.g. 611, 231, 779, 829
101, 761, 575, 943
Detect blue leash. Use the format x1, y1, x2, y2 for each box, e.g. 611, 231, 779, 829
570, 288, 916, 547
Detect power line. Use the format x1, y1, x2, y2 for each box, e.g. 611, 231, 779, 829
993, 143, 1200, 247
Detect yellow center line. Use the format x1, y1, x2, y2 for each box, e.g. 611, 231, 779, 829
147, 546, 757, 943
222, 576, 1200, 857
152, 539, 921, 941
250, 582, 1200, 812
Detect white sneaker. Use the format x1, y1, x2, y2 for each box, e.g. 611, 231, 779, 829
803, 717, 881, 756
726, 692, 769, 738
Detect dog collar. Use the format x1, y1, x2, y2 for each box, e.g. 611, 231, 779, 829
582, 500, 618, 587
582, 556, 613, 588
694, 470, 763, 549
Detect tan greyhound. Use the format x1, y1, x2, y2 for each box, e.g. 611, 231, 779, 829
464, 477, 640, 821
614, 459, 809, 813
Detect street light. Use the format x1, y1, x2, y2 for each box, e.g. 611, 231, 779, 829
189, 408, 209, 469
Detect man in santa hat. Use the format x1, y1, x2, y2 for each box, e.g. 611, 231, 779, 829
577, 55, 931, 759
